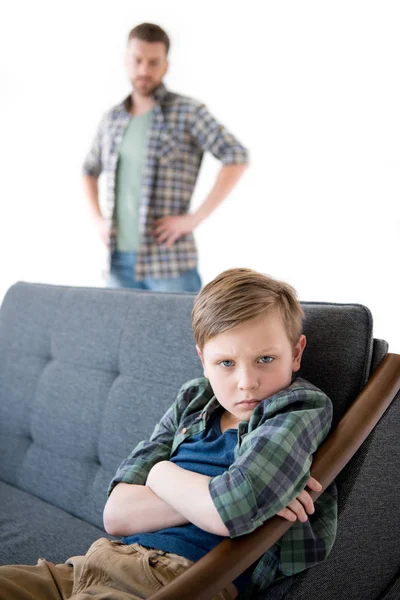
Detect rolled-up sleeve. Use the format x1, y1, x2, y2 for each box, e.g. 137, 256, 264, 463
107, 403, 178, 496
107, 378, 211, 496
82, 114, 107, 178
189, 104, 249, 165
209, 388, 333, 538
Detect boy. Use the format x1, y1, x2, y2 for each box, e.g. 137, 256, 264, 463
0, 268, 337, 599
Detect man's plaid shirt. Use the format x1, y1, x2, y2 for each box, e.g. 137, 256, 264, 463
109, 377, 337, 593
83, 84, 248, 280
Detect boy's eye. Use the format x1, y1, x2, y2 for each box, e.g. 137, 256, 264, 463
219, 360, 234, 368
258, 356, 273, 364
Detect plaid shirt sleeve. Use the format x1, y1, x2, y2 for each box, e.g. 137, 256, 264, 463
82, 113, 108, 178
107, 379, 209, 496
107, 400, 178, 496
209, 385, 333, 538
189, 104, 249, 165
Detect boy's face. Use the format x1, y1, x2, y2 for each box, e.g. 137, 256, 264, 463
197, 311, 306, 428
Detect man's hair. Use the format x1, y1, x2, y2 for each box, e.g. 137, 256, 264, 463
128, 23, 170, 54
192, 268, 304, 350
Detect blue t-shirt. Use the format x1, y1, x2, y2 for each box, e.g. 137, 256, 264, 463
122, 408, 251, 592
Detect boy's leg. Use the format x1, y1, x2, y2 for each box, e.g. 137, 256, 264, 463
0, 560, 74, 600
70, 539, 238, 599
0, 538, 238, 600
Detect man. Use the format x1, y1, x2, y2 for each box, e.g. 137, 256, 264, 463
83, 23, 249, 292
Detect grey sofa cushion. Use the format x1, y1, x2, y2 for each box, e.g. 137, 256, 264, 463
300, 301, 373, 428
0, 283, 373, 533
0, 481, 110, 565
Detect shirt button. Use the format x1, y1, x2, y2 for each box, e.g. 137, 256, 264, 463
181, 427, 187, 434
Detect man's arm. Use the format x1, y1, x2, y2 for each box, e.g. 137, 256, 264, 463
82, 114, 112, 246
153, 163, 247, 247
103, 482, 189, 536
153, 102, 248, 246
83, 174, 111, 247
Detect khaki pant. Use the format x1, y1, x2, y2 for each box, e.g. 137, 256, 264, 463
0, 538, 238, 600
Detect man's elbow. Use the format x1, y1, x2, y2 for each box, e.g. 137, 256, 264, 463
231, 146, 250, 168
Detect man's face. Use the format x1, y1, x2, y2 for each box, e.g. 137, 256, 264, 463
197, 312, 306, 428
126, 38, 168, 97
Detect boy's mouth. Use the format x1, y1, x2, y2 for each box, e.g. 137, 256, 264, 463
238, 399, 260, 407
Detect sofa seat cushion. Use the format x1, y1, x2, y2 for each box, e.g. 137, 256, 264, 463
0, 482, 111, 565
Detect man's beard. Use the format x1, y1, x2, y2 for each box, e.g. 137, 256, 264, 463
133, 77, 158, 97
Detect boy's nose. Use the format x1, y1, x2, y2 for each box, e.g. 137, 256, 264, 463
238, 369, 259, 391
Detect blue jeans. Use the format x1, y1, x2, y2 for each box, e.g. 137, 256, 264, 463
108, 251, 202, 293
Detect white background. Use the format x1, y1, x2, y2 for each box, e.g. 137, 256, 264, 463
0, 1, 399, 350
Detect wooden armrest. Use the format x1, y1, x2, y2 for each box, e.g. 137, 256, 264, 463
150, 353, 400, 600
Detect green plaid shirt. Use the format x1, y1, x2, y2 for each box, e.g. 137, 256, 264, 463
83, 84, 248, 280
109, 377, 337, 592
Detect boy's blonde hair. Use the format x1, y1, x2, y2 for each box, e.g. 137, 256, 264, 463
192, 268, 304, 350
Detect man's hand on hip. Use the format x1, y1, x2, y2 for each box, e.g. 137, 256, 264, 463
153, 214, 197, 247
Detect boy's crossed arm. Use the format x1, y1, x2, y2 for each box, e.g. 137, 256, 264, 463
103, 481, 187, 536
147, 462, 321, 535
104, 462, 321, 537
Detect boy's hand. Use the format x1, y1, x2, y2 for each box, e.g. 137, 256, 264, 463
277, 476, 322, 523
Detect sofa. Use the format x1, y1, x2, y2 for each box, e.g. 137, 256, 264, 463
0, 281, 399, 599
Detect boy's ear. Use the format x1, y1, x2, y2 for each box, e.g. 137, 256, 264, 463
292, 335, 307, 372
196, 345, 204, 365
196, 345, 207, 376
